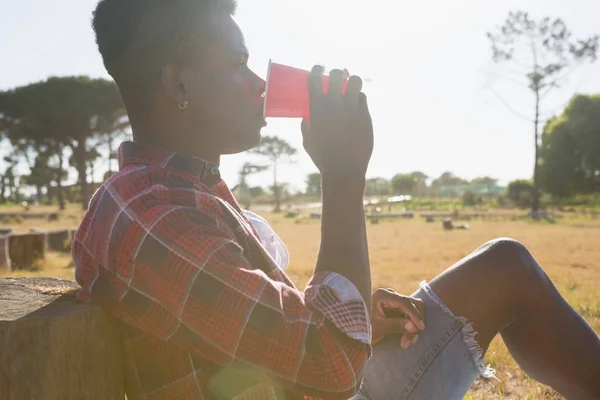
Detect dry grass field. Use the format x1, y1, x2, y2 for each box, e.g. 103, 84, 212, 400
2, 208, 599, 399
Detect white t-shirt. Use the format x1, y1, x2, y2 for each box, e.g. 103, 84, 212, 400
243, 210, 290, 271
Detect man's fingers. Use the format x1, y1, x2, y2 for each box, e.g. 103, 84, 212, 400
412, 298, 427, 327
344, 75, 363, 109
300, 119, 311, 145
328, 69, 345, 99
358, 92, 371, 117
401, 332, 420, 349
308, 65, 325, 112
406, 302, 425, 330
381, 297, 425, 330
401, 335, 410, 349
375, 316, 416, 335
401, 333, 419, 349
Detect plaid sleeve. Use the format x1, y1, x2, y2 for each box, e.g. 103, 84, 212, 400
74, 194, 370, 398
306, 271, 372, 345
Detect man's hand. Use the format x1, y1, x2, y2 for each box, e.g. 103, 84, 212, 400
371, 289, 426, 348
301, 65, 373, 183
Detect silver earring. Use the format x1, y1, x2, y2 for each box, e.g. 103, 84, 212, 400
178, 100, 189, 110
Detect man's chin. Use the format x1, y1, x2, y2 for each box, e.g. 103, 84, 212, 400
222, 130, 263, 155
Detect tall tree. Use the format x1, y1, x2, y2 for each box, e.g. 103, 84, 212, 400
431, 172, 468, 188
250, 136, 296, 212
409, 171, 429, 196
1, 154, 19, 203
305, 172, 322, 197
540, 94, 600, 197
507, 179, 534, 209
93, 113, 131, 175
391, 174, 417, 195
471, 177, 499, 186
487, 11, 598, 212
237, 163, 268, 209
20, 149, 56, 203
1, 81, 73, 209
365, 178, 391, 197
0, 77, 126, 209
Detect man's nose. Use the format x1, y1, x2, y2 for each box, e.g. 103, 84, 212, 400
257, 77, 266, 97
251, 70, 266, 96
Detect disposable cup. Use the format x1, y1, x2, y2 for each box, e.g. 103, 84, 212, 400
263, 59, 349, 119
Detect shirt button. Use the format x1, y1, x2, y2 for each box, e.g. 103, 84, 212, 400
210, 166, 219, 175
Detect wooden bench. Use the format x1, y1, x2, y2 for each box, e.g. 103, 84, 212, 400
0, 278, 125, 400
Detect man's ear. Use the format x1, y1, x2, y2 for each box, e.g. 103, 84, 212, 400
161, 64, 188, 106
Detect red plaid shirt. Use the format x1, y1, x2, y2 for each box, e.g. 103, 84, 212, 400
73, 142, 371, 400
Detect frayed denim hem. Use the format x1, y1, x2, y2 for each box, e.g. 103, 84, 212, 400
419, 281, 498, 380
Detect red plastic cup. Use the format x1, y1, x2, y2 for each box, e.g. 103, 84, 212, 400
263, 59, 349, 119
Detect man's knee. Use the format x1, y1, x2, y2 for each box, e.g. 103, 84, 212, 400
480, 238, 544, 283
484, 237, 527, 257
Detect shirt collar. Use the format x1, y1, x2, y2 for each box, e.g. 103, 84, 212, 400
117, 141, 222, 185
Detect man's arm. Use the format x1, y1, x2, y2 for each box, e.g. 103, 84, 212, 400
317, 177, 371, 310
302, 67, 374, 309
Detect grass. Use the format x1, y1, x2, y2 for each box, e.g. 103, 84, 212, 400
0, 203, 83, 233
2, 207, 599, 399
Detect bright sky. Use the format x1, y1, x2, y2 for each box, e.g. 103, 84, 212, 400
1, 0, 599, 192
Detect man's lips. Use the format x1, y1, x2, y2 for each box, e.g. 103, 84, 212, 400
256, 111, 267, 127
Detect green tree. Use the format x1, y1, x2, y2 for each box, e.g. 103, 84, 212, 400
540, 94, 600, 197
251, 136, 297, 212
0, 136, 26, 203
249, 186, 265, 198
471, 176, 498, 186
365, 178, 391, 197
93, 113, 131, 175
462, 191, 480, 206
305, 172, 322, 197
391, 174, 416, 195
0, 77, 126, 210
409, 171, 429, 196
20, 149, 59, 204
431, 172, 468, 188
507, 179, 534, 209
487, 11, 598, 213
1, 153, 19, 203
237, 163, 268, 209
69, 147, 103, 187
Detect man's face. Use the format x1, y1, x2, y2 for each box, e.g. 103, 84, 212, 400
183, 14, 267, 155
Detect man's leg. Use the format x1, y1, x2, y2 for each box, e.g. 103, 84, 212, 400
428, 238, 600, 400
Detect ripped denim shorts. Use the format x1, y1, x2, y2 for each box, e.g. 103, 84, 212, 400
353, 281, 496, 400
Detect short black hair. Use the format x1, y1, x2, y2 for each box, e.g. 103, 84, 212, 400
92, 0, 237, 87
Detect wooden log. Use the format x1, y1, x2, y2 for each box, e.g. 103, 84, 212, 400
0, 278, 124, 400
8, 233, 47, 270
48, 230, 72, 252
32, 229, 72, 253
0, 236, 10, 272
443, 218, 454, 230
367, 212, 415, 222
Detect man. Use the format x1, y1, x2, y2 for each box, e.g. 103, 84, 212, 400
73, 0, 600, 399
